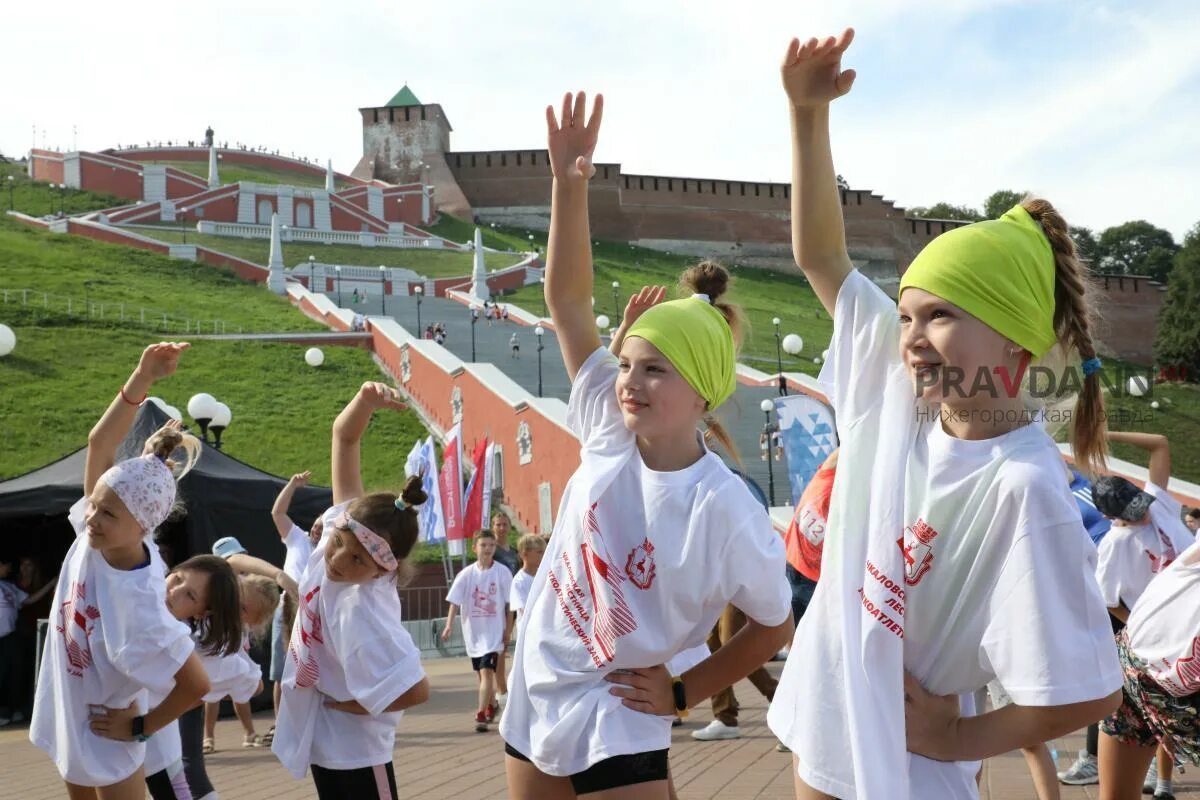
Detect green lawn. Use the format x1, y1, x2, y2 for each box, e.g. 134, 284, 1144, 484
139, 228, 522, 277
1, 162, 128, 218
0, 216, 323, 334
145, 160, 352, 191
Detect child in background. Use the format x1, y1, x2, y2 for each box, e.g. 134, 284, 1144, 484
146, 554, 242, 800
272, 381, 430, 800
768, 30, 1121, 800
31, 342, 213, 800
199, 572, 280, 752
266, 470, 321, 740
509, 534, 546, 624
443, 530, 513, 732
1185, 508, 1200, 534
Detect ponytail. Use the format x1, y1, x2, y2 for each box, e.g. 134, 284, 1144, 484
1022, 198, 1108, 475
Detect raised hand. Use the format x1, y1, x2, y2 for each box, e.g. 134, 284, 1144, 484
781, 29, 857, 108
622, 286, 668, 328
358, 381, 407, 412
135, 341, 190, 384
289, 470, 312, 487
546, 91, 604, 182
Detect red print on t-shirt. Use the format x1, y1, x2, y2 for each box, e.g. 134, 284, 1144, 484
289, 586, 324, 688
56, 581, 100, 678
580, 503, 638, 663
1146, 527, 1179, 574
625, 538, 657, 590
471, 582, 498, 617
898, 518, 940, 587
1161, 636, 1200, 696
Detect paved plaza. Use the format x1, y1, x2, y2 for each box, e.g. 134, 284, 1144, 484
3, 657, 1194, 799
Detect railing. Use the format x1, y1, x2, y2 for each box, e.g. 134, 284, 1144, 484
0, 287, 242, 334
193, 220, 466, 250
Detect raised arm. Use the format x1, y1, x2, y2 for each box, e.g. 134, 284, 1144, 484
84, 342, 189, 496
609, 286, 667, 356
1107, 431, 1171, 489
272, 471, 311, 537
780, 30, 858, 316
544, 91, 605, 381
331, 382, 407, 506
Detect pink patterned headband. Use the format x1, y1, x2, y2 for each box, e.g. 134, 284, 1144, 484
333, 511, 398, 573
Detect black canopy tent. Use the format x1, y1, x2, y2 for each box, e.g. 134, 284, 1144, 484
0, 403, 333, 569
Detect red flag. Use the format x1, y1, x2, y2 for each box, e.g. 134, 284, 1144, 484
438, 423, 465, 555
462, 437, 491, 537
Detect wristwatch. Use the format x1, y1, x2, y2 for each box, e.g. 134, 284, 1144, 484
131, 716, 152, 743
671, 676, 689, 719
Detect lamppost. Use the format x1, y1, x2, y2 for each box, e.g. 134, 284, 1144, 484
83, 280, 96, 318
760, 399, 779, 506
783, 332, 803, 390
179, 206, 188, 244
334, 265, 343, 306
308, 255, 317, 294
596, 314, 611, 344
187, 393, 219, 443
378, 265, 387, 315
611, 280, 621, 316
6, 175, 13, 211
210, 402, 232, 450
48, 182, 56, 216
414, 284, 423, 331
470, 306, 480, 361
773, 318, 785, 395
535, 325, 545, 397
539, 276, 547, 318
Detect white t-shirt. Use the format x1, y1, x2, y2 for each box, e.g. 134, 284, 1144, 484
447, 561, 512, 657
766, 270, 1122, 800
30, 497, 194, 786
1096, 481, 1195, 611
272, 503, 426, 778
0, 579, 28, 638
510, 569, 535, 615
1127, 541, 1200, 697
282, 524, 315, 584
500, 347, 791, 776
200, 632, 262, 703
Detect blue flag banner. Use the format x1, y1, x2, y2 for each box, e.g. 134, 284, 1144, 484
773, 394, 838, 506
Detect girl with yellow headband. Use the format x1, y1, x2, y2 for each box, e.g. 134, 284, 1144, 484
765, 29, 1125, 800
499, 92, 794, 800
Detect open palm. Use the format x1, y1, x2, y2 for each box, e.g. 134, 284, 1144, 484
546, 91, 604, 181
137, 341, 190, 383
781, 29, 857, 108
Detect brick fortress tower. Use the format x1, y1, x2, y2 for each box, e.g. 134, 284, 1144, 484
351, 85, 472, 217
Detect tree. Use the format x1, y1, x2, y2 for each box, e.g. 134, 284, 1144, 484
1142, 246, 1176, 284
1153, 222, 1200, 382
1098, 220, 1177, 276
1070, 226, 1101, 270
983, 189, 1026, 220
907, 202, 983, 222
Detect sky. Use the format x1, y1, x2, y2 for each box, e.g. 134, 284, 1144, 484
3, 0, 1197, 239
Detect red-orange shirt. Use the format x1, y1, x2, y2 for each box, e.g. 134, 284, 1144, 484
784, 466, 836, 582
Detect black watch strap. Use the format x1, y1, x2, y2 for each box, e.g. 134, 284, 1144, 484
671, 676, 688, 716
131, 715, 148, 741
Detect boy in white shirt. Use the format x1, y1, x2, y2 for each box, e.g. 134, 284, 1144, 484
442, 530, 513, 732
509, 534, 546, 625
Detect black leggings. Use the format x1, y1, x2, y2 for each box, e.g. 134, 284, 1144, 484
179, 704, 215, 798
504, 742, 670, 795
146, 765, 193, 800
312, 762, 398, 800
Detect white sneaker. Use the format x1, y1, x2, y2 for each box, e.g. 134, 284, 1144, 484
691, 720, 741, 741
1057, 750, 1099, 785
496, 692, 508, 709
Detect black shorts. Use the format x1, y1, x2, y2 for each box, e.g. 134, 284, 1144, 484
471, 652, 499, 671
504, 742, 669, 795
312, 762, 398, 800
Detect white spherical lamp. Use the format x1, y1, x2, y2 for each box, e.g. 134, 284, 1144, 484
211, 402, 232, 428
1151, 401, 1161, 410
1127, 376, 1149, 397
596, 314, 611, 330
305, 347, 325, 367
0, 323, 15, 357
759, 398, 774, 414
782, 334, 803, 355
187, 393, 219, 421
164, 405, 183, 422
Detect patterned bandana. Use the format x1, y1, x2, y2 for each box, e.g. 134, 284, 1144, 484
333, 511, 398, 573
98, 455, 177, 532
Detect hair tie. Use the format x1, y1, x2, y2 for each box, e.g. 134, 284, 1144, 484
1081, 356, 1102, 377
691, 293, 711, 304
394, 497, 408, 511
